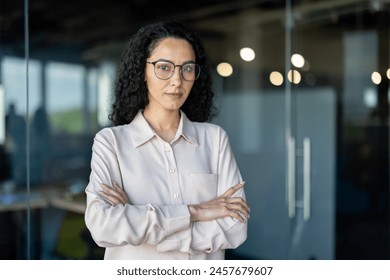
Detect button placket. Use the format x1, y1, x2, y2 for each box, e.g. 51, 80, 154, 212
163, 142, 182, 203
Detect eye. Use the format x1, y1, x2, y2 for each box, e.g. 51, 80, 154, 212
182, 64, 194, 73
156, 62, 173, 72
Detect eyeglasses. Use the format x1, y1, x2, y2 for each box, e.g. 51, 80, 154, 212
147, 60, 201, 81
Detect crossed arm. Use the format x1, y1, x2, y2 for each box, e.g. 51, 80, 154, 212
99, 180, 250, 223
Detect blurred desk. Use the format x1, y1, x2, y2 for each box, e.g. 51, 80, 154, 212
0, 187, 86, 214
36, 184, 86, 214
0, 191, 86, 213
0, 192, 48, 212
49, 196, 85, 214
0, 185, 87, 259
0, 191, 49, 259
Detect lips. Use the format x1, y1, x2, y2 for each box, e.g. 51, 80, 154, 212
166, 92, 183, 97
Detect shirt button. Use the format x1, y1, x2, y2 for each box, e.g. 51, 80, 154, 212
169, 168, 176, 173
174, 193, 180, 199
165, 147, 171, 152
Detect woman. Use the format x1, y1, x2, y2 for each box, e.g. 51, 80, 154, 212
84, 21, 249, 260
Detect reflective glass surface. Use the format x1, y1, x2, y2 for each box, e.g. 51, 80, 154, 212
0, 0, 389, 260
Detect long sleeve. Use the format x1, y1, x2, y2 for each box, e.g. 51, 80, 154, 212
85, 112, 247, 259
156, 127, 248, 254
84, 129, 191, 248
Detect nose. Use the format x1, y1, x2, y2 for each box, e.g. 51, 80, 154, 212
170, 66, 183, 86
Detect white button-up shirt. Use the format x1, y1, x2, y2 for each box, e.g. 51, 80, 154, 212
85, 111, 247, 259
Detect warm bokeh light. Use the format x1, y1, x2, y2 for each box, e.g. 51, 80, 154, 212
240, 47, 255, 62
387, 68, 390, 79
216, 62, 233, 77
291, 53, 305, 68
287, 70, 301, 84
371, 71, 382, 85
269, 71, 284, 86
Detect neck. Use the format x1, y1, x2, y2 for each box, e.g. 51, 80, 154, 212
143, 107, 181, 142
143, 107, 180, 129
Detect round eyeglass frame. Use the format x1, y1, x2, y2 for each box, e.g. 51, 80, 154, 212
147, 60, 201, 81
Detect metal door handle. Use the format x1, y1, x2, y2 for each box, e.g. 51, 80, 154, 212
303, 137, 311, 221
287, 137, 296, 218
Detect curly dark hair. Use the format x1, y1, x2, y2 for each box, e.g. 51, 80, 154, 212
109, 21, 217, 126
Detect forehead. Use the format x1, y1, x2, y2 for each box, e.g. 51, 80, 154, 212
149, 38, 195, 61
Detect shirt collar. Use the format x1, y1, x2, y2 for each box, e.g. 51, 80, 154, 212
130, 110, 198, 148
179, 111, 198, 146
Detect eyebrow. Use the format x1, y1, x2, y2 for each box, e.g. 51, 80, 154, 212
153, 58, 196, 65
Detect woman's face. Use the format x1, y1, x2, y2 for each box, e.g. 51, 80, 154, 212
144, 37, 196, 113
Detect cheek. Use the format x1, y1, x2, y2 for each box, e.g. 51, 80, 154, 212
185, 83, 195, 94
144, 70, 153, 84
145, 71, 156, 88
146, 79, 167, 95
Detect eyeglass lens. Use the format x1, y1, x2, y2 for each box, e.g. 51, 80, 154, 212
153, 61, 200, 81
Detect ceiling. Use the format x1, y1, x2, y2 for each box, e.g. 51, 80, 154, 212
0, 0, 283, 60
1, 0, 389, 65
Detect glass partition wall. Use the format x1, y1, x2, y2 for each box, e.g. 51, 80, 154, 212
0, 0, 389, 260
0, 0, 103, 259
289, 0, 390, 259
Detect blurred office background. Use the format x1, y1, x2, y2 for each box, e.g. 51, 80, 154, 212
0, 0, 389, 259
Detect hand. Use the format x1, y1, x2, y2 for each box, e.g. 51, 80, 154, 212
98, 181, 129, 206
188, 182, 250, 223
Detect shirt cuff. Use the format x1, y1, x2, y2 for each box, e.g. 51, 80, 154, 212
157, 234, 192, 253
161, 204, 191, 235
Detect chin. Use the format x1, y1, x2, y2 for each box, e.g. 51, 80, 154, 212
164, 102, 185, 110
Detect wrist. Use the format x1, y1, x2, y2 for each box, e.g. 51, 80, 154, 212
188, 205, 198, 222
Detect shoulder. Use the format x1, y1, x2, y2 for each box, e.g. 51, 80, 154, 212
94, 124, 131, 145
190, 121, 230, 146
192, 121, 228, 136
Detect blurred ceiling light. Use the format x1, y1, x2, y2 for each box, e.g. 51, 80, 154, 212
371, 71, 382, 85
269, 71, 284, 86
387, 68, 390, 79
287, 70, 301, 84
240, 47, 255, 62
291, 53, 305, 68
216, 62, 233, 77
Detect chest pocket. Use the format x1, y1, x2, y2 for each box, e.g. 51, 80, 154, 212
181, 173, 218, 204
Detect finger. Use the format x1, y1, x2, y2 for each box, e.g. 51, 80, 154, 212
111, 181, 128, 202
225, 202, 250, 219
227, 197, 250, 212
98, 191, 118, 205
99, 189, 127, 205
222, 181, 245, 198
112, 180, 122, 192
100, 183, 125, 202
100, 183, 118, 196
226, 209, 246, 223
